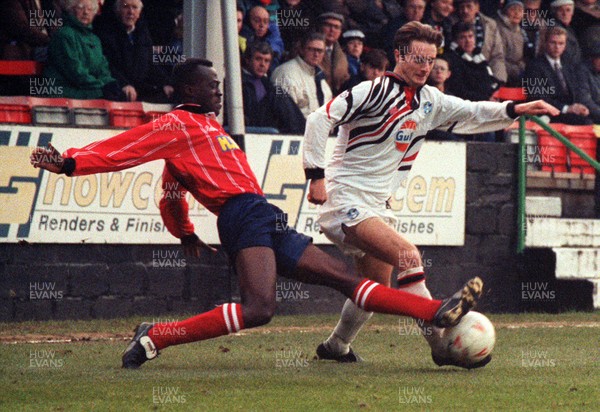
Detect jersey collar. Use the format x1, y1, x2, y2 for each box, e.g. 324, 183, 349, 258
384, 72, 423, 110
173, 103, 217, 118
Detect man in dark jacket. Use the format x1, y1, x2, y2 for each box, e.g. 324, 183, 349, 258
445, 22, 498, 102
524, 26, 591, 125
94, 0, 173, 102
241, 41, 305, 134
445, 22, 499, 141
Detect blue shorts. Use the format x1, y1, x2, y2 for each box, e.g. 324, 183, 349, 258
217, 194, 312, 276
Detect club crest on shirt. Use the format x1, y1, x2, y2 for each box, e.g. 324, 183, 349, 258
346, 208, 360, 220
395, 120, 417, 151
423, 101, 433, 115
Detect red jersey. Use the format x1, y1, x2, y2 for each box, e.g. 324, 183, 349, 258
63, 105, 263, 238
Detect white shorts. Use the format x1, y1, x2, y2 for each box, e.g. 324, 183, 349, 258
317, 183, 398, 257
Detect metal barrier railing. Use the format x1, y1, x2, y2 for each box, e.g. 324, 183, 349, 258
517, 116, 600, 253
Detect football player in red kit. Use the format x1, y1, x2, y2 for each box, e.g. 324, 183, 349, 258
31, 58, 483, 369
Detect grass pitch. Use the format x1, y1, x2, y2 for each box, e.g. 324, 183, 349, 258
1, 312, 598, 411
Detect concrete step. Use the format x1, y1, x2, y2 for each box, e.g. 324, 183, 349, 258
553, 248, 600, 309
553, 248, 600, 280
525, 218, 600, 248
525, 216, 600, 308
526, 196, 561, 217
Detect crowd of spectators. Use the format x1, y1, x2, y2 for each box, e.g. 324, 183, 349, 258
0, 0, 598, 130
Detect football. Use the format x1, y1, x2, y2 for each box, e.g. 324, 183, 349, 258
443, 311, 496, 366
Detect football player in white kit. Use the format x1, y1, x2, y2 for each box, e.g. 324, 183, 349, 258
303, 21, 559, 368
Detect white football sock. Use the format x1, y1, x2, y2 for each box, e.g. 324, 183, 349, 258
324, 298, 373, 355
399, 278, 444, 354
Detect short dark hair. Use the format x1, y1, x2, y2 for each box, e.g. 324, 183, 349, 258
172, 58, 213, 101
244, 41, 274, 61
361, 49, 389, 71
451, 22, 475, 41
300, 31, 326, 49
394, 22, 443, 57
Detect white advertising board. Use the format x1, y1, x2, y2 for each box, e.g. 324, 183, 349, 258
0, 127, 465, 245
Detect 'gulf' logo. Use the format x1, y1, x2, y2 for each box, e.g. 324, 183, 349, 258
395, 120, 418, 151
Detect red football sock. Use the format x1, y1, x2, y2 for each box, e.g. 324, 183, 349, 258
148, 303, 244, 350
352, 279, 441, 321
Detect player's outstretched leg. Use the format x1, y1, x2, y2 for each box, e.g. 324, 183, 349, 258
292, 245, 483, 328
122, 322, 157, 369
122, 246, 277, 369
122, 303, 245, 369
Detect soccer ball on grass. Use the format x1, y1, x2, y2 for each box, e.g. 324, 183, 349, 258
442, 311, 495, 367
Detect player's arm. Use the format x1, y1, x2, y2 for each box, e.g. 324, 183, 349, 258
31, 117, 187, 176
434, 88, 559, 134
303, 82, 373, 204
159, 167, 216, 257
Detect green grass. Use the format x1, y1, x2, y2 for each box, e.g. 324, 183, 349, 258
1, 312, 599, 411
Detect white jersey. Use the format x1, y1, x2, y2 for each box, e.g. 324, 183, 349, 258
303, 72, 516, 202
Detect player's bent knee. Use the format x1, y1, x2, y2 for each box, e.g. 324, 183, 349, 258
243, 301, 276, 328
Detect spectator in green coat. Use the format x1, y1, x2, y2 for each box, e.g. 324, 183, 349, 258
43, 0, 122, 99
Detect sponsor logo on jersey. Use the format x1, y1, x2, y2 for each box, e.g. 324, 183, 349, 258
423, 101, 433, 114
216, 135, 240, 152
395, 120, 417, 151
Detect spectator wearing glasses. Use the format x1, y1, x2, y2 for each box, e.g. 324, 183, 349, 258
317, 12, 350, 95
241, 5, 285, 69
427, 57, 452, 93
44, 0, 120, 99
271, 32, 332, 119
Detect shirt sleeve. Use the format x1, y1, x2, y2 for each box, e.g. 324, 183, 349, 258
432, 91, 516, 134
63, 114, 187, 176
159, 166, 195, 239
303, 80, 373, 179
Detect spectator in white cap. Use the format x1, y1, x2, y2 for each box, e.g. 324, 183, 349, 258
342, 29, 365, 78
495, 0, 527, 86
541, 0, 582, 64
317, 12, 350, 95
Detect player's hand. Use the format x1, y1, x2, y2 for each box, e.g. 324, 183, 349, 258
181, 233, 217, 258
307, 178, 327, 205
163, 85, 174, 98
30, 143, 64, 173
567, 103, 589, 117
514, 100, 560, 117
122, 85, 137, 102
